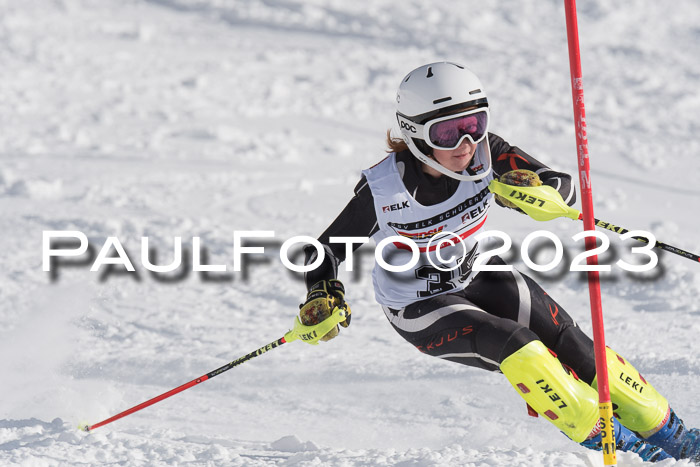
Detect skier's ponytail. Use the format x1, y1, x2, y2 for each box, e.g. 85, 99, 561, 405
385, 129, 408, 153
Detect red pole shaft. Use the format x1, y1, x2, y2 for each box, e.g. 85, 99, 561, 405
563, 1, 616, 464
88, 376, 209, 431
84, 336, 288, 431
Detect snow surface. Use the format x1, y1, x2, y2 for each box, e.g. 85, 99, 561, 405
1, 0, 699, 465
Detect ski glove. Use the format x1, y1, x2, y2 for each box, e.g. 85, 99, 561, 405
298, 279, 351, 342
495, 169, 543, 213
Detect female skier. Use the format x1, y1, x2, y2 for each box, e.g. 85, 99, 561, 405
296, 61, 699, 463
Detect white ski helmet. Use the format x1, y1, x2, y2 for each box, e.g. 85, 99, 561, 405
396, 62, 492, 181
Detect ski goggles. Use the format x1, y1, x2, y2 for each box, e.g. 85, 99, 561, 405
398, 107, 490, 150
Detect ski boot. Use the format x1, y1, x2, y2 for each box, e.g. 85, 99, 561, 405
581, 417, 672, 463
644, 408, 700, 463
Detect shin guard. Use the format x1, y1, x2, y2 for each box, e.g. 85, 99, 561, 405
592, 348, 668, 434
500, 340, 599, 442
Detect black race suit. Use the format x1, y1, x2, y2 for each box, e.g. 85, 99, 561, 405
304, 133, 596, 383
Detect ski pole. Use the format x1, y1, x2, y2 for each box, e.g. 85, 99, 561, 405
588, 217, 700, 262
488, 180, 700, 263
80, 336, 288, 432
80, 307, 348, 432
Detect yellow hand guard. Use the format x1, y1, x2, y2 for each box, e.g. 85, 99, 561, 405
298, 279, 350, 343
495, 169, 543, 211
285, 307, 349, 346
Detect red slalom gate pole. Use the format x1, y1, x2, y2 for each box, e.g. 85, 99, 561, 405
563, 1, 617, 466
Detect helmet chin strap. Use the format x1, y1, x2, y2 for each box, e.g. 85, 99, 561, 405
405, 137, 493, 182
